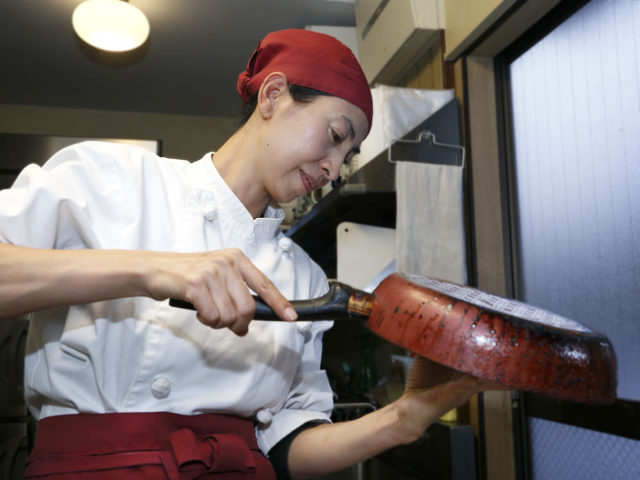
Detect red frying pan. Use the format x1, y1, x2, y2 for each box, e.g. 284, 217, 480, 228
170, 273, 617, 404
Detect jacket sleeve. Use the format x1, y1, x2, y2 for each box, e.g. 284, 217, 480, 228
0, 141, 132, 250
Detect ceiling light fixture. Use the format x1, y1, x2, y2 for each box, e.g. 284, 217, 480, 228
72, 0, 150, 53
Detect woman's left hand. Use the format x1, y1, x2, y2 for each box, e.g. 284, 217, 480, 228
394, 356, 509, 442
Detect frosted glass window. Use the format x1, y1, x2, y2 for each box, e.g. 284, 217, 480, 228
528, 418, 640, 479
509, 0, 640, 402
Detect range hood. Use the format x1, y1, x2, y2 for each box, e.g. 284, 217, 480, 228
355, 0, 444, 84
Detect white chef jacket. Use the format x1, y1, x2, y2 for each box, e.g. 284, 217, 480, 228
0, 141, 334, 455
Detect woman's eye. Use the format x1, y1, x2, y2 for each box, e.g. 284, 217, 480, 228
331, 129, 342, 144
344, 152, 356, 165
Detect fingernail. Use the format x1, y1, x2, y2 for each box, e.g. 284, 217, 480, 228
285, 307, 297, 321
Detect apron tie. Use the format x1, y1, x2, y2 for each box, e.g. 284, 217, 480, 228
170, 427, 257, 478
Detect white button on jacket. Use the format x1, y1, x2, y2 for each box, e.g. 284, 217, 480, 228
203, 207, 218, 222
151, 376, 171, 399
278, 236, 293, 253
256, 409, 273, 425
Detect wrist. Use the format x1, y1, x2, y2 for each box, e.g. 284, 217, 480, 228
133, 250, 172, 299
391, 394, 440, 444
380, 400, 428, 445
82, 249, 154, 299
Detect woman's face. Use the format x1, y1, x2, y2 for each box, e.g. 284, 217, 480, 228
258, 92, 369, 204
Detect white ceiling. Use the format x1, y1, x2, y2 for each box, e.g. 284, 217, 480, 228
0, 0, 356, 118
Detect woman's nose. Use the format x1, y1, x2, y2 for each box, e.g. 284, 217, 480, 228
319, 155, 342, 182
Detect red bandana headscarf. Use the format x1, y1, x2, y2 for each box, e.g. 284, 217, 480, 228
237, 29, 373, 133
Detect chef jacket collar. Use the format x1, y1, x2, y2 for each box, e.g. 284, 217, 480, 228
192, 153, 285, 239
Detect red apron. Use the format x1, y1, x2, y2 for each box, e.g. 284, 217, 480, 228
24, 412, 276, 480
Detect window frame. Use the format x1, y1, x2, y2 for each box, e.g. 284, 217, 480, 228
455, 0, 640, 478
495, 1, 640, 475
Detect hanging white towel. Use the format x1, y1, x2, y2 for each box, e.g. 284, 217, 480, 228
395, 160, 467, 285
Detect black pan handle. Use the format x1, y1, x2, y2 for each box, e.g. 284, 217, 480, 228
169, 281, 369, 321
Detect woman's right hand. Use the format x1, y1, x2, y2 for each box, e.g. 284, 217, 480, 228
146, 248, 297, 336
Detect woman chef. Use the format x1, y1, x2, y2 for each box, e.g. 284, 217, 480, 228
0, 29, 499, 479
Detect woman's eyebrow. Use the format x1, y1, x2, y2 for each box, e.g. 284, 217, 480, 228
341, 115, 356, 139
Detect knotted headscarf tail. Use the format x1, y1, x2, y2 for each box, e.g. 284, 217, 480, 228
237, 29, 373, 132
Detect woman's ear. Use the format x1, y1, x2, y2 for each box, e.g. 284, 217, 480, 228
257, 72, 288, 119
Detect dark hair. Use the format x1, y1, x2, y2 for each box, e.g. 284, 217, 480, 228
238, 84, 331, 127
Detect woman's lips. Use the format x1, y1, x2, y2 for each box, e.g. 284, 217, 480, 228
299, 170, 317, 194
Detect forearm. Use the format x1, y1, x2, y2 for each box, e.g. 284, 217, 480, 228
286, 401, 424, 479
286, 359, 491, 479
0, 243, 151, 318
0, 242, 296, 331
